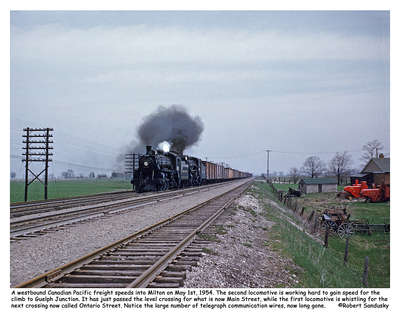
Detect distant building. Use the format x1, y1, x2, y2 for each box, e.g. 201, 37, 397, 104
111, 172, 125, 179
298, 177, 337, 194
360, 155, 390, 186
97, 174, 108, 179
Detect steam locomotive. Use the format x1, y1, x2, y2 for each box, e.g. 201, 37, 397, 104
132, 145, 251, 193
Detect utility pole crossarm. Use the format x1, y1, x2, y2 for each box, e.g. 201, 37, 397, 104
22, 127, 54, 201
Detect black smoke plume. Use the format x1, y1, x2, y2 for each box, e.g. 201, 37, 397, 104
118, 105, 204, 164
138, 105, 204, 154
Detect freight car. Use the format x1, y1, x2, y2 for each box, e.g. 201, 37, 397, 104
132, 145, 251, 192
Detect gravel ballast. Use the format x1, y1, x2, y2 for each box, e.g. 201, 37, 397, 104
10, 180, 249, 287
184, 190, 302, 288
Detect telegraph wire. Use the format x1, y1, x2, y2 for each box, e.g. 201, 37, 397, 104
11, 116, 123, 153
206, 148, 389, 160
11, 154, 116, 172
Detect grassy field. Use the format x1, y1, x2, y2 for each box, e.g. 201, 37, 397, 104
251, 181, 390, 288
272, 182, 344, 192
272, 183, 298, 192
10, 179, 132, 203
295, 190, 390, 225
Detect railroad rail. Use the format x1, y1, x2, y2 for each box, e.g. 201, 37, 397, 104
15, 179, 251, 288
10, 181, 234, 218
10, 181, 236, 240
10, 190, 140, 218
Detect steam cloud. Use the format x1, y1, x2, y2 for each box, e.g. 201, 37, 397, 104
118, 105, 204, 165
138, 105, 204, 154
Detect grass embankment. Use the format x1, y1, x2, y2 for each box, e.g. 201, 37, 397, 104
251, 181, 390, 288
10, 179, 132, 203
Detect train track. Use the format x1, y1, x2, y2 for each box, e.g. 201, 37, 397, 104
10, 190, 138, 218
10, 181, 234, 218
10, 181, 236, 240
15, 180, 251, 288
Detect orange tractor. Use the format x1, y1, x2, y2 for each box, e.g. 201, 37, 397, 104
338, 179, 390, 202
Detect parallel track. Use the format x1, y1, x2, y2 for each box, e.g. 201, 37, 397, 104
10, 181, 234, 219
10, 191, 139, 218
10, 181, 236, 240
15, 179, 251, 288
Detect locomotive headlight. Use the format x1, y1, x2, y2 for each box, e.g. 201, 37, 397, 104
144, 161, 149, 167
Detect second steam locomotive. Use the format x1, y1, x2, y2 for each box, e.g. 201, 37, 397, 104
132, 145, 251, 193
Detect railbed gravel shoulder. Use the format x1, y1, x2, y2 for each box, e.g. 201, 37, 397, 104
184, 191, 302, 288
10, 180, 247, 287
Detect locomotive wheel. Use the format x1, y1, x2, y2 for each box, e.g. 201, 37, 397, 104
337, 223, 354, 239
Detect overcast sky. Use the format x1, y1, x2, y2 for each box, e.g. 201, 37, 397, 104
10, 11, 390, 177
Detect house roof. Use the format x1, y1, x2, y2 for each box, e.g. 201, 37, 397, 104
350, 173, 369, 178
361, 158, 390, 174
299, 177, 337, 185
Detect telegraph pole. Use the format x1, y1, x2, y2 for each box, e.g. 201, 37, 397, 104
44, 128, 50, 199
125, 153, 138, 191
265, 149, 271, 181
22, 127, 54, 201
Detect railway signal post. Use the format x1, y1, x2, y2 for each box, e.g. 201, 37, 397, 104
22, 127, 54, 201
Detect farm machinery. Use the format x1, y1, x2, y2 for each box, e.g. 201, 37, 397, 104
337, 179, 390, 202
361, 183, 390, 202
320, 208, 356, 238
319, 208, 381, 238
338, 180, 368, 200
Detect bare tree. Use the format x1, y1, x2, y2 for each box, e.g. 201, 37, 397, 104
288, 167, 301, 184
361, 140, 383, 163
302, 156, 325, 178
61, 169, 75, 179
329, 151, 352, 185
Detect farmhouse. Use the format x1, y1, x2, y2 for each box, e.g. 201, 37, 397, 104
298, 177, 337, 194
360, 155, 390, 186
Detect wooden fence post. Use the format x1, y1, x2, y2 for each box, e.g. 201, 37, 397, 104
312, 216, 319, 234
300, 207, 305, 217
362, 256, 369, 287
324, 228, 329, 248
344, 237, 349, 265
307, 211, 315, 223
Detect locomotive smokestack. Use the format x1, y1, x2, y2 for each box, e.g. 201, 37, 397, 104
146, 145, 152, 154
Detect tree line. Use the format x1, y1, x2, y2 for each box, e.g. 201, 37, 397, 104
283, 139, 385, 185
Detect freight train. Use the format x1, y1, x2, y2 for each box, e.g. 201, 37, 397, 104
131, 145, 251, 193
